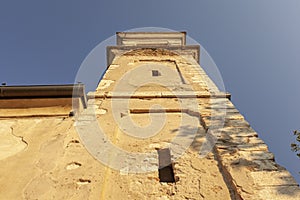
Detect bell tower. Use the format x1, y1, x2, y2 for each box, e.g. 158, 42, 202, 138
0, 32, 299, 200
77, 32, 300, 199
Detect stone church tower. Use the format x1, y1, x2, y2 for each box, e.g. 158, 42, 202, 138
0, 32, 299, 199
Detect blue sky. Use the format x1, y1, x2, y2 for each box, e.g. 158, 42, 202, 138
1, 1, 300, 183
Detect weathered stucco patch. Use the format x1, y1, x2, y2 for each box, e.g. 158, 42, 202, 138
0, 122, 27, 160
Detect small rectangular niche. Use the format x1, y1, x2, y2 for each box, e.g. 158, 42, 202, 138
157, 148, 175, 183
152, 70, 161, 77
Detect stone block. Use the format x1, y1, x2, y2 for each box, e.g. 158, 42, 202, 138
237, 144, 268, 151
224, 119, 250, 128
250, 171, 299, 187
252, 160, 278, 171
256, 186, 300, 200
238, 151, 275, 161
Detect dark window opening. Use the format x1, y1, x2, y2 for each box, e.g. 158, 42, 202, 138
152, 70, 161, 77
158, 148, 175, 183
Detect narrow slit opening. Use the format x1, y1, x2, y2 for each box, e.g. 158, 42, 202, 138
157, 148, 175, 183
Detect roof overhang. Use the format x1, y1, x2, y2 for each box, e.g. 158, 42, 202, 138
0, 84, 87, 109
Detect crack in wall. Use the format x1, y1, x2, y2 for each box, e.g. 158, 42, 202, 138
10, 127, 28, 147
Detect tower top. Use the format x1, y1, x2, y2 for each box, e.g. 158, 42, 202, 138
116, 32, 186, 46
107, 31, 199, 66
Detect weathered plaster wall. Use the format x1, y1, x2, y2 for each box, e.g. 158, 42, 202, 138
0, 114, 105, 199
0, 33, 299, 200
90, 48, 300, 199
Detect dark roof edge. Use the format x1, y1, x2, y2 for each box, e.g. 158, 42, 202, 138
0, 84, 87, 108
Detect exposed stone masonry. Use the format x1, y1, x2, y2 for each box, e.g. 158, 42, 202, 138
0, 32, 299, 199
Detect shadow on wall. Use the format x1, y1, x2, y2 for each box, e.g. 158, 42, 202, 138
170, 120, 300, 198
211, 127, 299, 198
